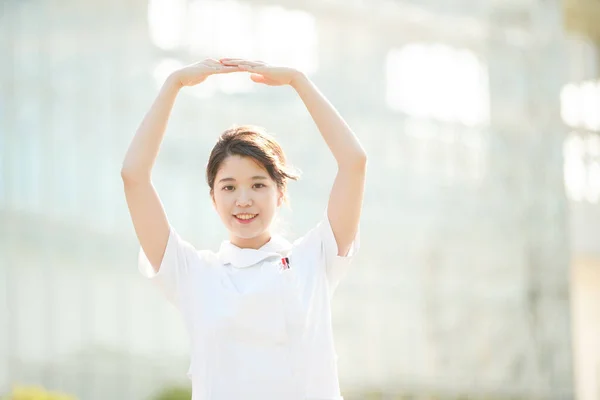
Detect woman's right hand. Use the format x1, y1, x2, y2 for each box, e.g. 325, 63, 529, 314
169, 58, 240, 88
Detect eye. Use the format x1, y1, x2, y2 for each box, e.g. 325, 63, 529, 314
222, 185, 235, 191
253, 183, 266, 189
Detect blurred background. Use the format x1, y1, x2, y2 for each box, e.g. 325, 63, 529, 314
1, 0, 600, 399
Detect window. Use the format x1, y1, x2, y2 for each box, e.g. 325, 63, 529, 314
561, 80, 600, 203
386, 43, 489, 127
561, 80, 600, 132
564, 132, 600, 204
147, 0, 188, 51
148, 0, 318, 95
0, 101, 5, 208
386, 43, 489, 183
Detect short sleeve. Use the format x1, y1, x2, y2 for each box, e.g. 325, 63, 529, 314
138, 226, 197, 306
294, 210, 360, 293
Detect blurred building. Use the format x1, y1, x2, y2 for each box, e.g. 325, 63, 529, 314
1, 0, 599, 399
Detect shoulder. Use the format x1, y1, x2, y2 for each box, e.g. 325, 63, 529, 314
288, 221, 327, 267
198, 248, 220, 262
290, 216, 330, 251
190, 249, 222, 270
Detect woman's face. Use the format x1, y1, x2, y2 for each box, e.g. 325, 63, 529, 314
212, 155, 283, 249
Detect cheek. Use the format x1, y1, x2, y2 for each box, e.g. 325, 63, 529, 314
213, 192, 231, 211
263, 192, 280, 210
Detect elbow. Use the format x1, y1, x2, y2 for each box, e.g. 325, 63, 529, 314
120, 167, 150, 185
120, 168, 135, 185
339, 150, 367, 171
120, 166, 133, 181
356, 150, 367, 167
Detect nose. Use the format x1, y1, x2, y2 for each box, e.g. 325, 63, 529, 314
235, 190, 253, 207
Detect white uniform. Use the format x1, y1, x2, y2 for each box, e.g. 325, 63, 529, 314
138, 212, 359, 400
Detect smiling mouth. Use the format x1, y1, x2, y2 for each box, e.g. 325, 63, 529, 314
234, 213, 258, 221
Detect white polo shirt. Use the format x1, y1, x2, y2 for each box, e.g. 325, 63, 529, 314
138, 212, 359, 400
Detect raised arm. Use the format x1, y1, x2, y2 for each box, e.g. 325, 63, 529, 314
121, 59, 239, 271
220, 59, 367, 256
290, 74, 367, 256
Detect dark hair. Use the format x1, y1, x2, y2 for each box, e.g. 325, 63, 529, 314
206, 125, 300, 202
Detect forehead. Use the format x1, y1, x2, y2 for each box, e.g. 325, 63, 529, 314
216, 155, 270, 179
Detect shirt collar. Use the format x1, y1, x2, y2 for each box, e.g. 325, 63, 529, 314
218, 235, 292, 269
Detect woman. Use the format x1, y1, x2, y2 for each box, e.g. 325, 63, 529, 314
121, 58, 367, 400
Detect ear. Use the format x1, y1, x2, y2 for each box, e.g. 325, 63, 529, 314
210, 191, 217, 209
277, 189, 284, 207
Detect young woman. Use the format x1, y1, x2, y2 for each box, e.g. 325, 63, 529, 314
121, 58, 367, 400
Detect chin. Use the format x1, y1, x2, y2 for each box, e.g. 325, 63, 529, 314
229, 223, 272, 241
232, 230, 262, 240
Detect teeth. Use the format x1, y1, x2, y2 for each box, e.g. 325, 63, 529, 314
236, 214, 256, 220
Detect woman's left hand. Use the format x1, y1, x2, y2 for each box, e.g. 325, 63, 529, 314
219, 59, 303, 86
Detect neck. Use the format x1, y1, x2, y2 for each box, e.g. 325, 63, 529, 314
230, 231, 272, 249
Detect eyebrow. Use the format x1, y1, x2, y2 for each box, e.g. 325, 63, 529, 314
218, 176, 269, 184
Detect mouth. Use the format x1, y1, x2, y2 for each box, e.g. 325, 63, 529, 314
234, 213, 258, 224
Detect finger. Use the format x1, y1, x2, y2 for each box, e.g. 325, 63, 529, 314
219, 58, 248, 62
199, 60, 222, 70
215, 66, 241, 73
250, 74, 268, 84
208, 64, 238, 73
242, 65, 269, 75
219, 58, 244, 65
221, 59, 264, 67
239, 61, 264, 67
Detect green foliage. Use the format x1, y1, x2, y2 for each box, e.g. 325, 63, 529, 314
3, 385, 77, 400
149, 385, 527, 400
152, 385, 192, 400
